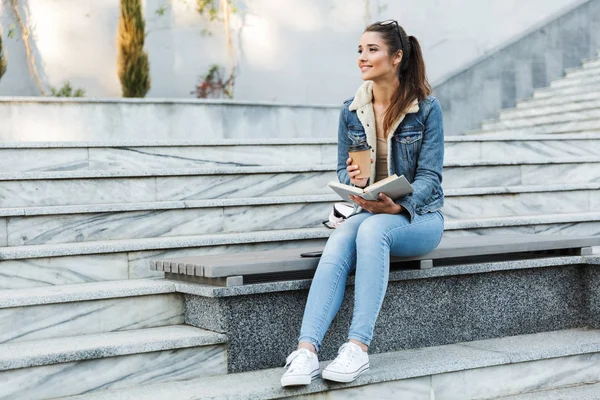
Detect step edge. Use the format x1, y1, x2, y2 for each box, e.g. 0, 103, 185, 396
0, 325, 227, 371
10, 155, 600, 181
0, 279, 178, 309
0, 228, 332, 261
0, 165, 338, 181
2, 179, 600, 218
489, 108, 600, 125
2, 209, 600, 260
56, 328, 600, 400
0, 139, 339, 149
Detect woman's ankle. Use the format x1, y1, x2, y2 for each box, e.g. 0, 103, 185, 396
297, 341, 317, 355
349, 339, 368, 352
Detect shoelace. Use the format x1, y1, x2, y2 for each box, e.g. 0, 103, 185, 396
284, 349, 312, 372
330, 343, 359, 368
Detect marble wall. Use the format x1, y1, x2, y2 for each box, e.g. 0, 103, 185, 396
0, 100, 340, 142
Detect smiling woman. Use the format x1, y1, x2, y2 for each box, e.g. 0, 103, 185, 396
280, 19, 445, 388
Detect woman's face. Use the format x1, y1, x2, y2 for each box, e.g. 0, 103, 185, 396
357, 31, 401, 81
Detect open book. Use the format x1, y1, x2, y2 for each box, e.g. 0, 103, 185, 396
328, 174, 413, 202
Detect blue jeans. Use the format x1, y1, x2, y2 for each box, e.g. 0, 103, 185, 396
298, 210, 444, 351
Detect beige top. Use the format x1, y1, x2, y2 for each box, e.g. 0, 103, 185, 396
375, 137, 388, 183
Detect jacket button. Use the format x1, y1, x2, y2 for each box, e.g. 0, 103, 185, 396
367, 124, 370, 127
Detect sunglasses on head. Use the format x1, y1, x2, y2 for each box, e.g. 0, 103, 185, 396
377, 19, 405, 50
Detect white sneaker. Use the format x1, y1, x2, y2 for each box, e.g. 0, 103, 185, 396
281, 348, 320, 387
321, 342, 369, 383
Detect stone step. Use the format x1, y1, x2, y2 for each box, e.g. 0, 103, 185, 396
564, 63, 600, 79
481, 108, 600, 130
498, 100, 600, 120
445, 134, 600, 161
443, 211, 600, 239
1, 212, 599, 290
0, 139, 336, 172
548, 73, 600, 89
0, 280, 183, 344
579, 56, 600, 70
0, 228, 331, 289
517, 88, 600, 109
2, 158, 600, 208
56, 328, 600, 400
443, 183, 600, 220
472, 118, 600, 135
2, 182, 599, 246
0, 197, 336, 246
532, 82, 600, 99
0, 166, 335, 208
3, 136, 598, 173
496, 382, 600, 399
0, 325, 227, 400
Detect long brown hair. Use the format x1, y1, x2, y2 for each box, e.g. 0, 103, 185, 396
365, 21, 431, 134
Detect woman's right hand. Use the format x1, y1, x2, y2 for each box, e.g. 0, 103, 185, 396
347, 157, 369, 188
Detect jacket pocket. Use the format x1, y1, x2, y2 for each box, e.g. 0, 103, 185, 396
393, 128, 423, 163
347, 125, 366, 144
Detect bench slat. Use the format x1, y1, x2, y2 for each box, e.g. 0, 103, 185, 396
152, 235, 599, 280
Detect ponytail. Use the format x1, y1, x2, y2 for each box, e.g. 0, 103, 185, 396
403, 36, 431, 95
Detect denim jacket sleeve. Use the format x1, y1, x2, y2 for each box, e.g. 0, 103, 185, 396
336, 103, 352, 185
397, 98, 444, 221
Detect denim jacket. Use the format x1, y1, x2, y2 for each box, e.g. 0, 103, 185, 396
336, 81, 444, 221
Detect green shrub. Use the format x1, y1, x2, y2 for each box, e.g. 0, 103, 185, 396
117, 0, 150, 97
50, 82, 85, 97
0, 31, 6, 80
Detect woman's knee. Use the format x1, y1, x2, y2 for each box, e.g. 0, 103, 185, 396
317, 242, 356, 276
356, 216, 391, 246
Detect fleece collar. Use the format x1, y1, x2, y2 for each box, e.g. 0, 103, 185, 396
349, 81, 419, 114
348, 80, 419, 182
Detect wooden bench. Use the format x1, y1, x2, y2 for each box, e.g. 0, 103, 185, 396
151, 235, 599, 287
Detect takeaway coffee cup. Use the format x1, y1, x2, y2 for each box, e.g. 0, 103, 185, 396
348, 141, 372, 180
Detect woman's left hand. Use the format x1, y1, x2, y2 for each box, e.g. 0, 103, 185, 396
350, 193, 403, 214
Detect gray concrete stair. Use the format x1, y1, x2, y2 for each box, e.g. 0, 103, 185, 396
471, 118, 600, 135
481, 109, 600, 130
498, 101, 600, 120
569, 56, 600, 71
0, 325, 227, 400
564, 63, 600, 79
517, 88, 600, 109
548, 74, 600, 89
563, 66, 600, 81
532, 82, 600, 99
473, 54, 600, 137
55, 328, 600, 400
